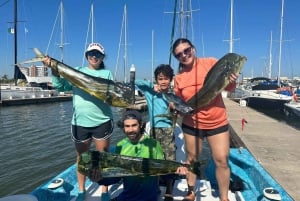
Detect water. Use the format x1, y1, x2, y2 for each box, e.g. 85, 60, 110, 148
0, 101, 298, 197
0, 101, 125, 197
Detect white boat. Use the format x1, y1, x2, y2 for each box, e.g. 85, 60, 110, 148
283, 101, 300, 118
0, 0, 69, 106
0, 85, 58, 100
230, 77, 292, 109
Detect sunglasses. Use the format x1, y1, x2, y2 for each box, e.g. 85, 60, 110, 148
87, 50, 104, 58
175, 47, 192, 59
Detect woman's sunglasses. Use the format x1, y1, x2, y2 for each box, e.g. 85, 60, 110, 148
87, 50, 104, 59
175, 47, 192, 59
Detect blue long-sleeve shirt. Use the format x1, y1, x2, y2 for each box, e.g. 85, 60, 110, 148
135, 79, 172, 128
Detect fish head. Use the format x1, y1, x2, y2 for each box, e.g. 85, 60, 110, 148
176, 104, 194, 115
78, 151, 103, 176
78, 151, 93, 175
163, 93, 194, 115
223, 53, 247, 76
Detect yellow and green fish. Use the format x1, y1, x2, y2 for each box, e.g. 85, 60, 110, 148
19, 48, 134, 108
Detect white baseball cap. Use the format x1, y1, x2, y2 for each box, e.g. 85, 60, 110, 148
85, 43, 105, 56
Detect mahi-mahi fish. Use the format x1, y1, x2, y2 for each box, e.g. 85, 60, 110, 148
78, 150, 202, 178
163, 92, 194, 115
187, 53, 247, 109
155, 92, 194, 130
18, 48, 134, 108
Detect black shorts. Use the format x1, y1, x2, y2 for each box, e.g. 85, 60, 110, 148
71, 120, 114, 143
182, 124, 229, 138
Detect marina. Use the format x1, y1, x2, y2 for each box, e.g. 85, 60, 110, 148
0, 0, 299, 200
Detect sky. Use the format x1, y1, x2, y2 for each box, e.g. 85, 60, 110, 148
0, 0, 300, 81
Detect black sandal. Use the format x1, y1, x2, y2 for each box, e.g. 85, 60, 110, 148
164, 194, 174, 201
182, 190, 195, 201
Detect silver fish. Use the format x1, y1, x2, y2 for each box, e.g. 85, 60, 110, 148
19, 48, 134, 107
187, 53, 247, 109
78, 150, 202, 178
163, 92, 194, 115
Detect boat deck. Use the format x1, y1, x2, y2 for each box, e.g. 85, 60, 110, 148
73, 179, 241, 201
224, 98, 300, 200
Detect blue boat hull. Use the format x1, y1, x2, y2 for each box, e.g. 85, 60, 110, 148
205, 148, 293, 200
27, 148, 293, 201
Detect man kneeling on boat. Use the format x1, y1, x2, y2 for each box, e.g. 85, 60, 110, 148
88, 110, 188, 201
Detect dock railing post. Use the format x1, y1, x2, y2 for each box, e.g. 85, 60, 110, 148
130, 64, 136, 104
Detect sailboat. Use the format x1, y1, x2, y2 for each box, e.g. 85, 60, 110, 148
0, 0, 71, 106
231, 0, 292, 109
113, 4, 144, 100
114, 4, 131, 84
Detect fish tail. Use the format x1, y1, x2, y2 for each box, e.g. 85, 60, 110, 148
18, 48, 45, 64
33, 48, 61, 73
33, 48, 45, 58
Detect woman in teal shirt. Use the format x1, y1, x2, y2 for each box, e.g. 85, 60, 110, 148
44, 43, 113, 201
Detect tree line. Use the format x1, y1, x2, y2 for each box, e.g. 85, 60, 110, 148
0, 75, 15, 83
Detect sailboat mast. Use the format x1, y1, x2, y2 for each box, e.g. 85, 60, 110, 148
14, 0, 18, 85
59, 1, 64, 62
91, 3, 94, 43
268, 31, 273, 79
151, 30, 154, 83
124, 4, 127, 83
229, 0, 234, 53
224, 0, 238, 53
278, 0, 284, 86
54, 0, 69, 62
179, 0, 184, 37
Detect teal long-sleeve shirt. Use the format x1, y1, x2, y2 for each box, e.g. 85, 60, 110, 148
135, 79, 172, 128
52, 66, 113, 127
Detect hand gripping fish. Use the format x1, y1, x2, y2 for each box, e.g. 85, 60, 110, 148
187, 53, 247, 109
163, 92, 194, 115
19, 48, 134, 108
78, 150, 203, 178
155, 92, 194, 130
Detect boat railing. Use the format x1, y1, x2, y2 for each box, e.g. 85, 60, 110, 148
0, 86, 58, 100
249, 90, 293, 100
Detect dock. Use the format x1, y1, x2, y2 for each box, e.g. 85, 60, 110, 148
126, 96, 148, 111
0, 95, 72, 106
224, 98, 300, 200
